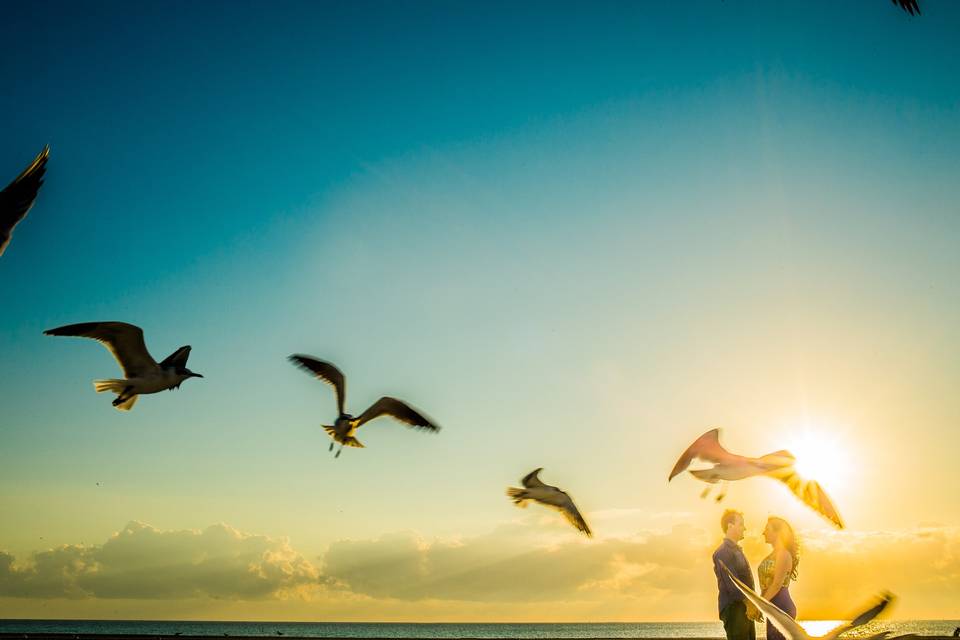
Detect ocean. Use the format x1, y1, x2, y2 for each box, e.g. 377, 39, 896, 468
0, 620, 957, 638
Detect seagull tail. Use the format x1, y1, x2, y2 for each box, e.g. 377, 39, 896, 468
341, 436, 364, 448
94, 379, 127, 394
506, 487, 529, 507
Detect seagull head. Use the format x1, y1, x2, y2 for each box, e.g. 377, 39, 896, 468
177, 367, 203, 380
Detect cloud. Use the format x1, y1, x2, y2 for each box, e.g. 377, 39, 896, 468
322, 522, 716, 609
322, 522, 960, 619
0, 521, 323, 600
786, 526, 960, 619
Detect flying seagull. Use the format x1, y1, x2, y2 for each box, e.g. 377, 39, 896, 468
1, 146, 49, 257
892, 0, 920, 15
507, 468, 592, 536
288, 354, 440, 457
669, 429, 844, 528
720, 561, 893, 640
44, 322, 202, 410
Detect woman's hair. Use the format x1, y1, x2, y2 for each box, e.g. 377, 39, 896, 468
767, 517, 800, 579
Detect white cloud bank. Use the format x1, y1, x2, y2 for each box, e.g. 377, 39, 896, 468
0, 521, 322, 600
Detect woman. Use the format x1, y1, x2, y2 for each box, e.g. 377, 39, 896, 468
758, 517, 799, 640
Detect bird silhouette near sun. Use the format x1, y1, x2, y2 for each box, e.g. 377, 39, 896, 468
669, 428, 845, 528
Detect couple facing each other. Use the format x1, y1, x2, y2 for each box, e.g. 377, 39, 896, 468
713, 509, 799, 640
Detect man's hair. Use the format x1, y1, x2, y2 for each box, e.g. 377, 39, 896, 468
720, 509, 743, 533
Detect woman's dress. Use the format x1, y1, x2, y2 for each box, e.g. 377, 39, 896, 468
758, 554, 797, 640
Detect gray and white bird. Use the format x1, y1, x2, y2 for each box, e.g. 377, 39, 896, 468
720, 561, 893, 640
44, 322, 202, 411
507, 468, 592, 537
669, 429, 844, 528
288, 354, 440, 457
1, 146, 49, 257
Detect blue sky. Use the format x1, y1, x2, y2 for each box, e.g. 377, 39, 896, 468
1, 0, 959, 621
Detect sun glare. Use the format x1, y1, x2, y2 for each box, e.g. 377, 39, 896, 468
799, 621, 843, 636
785, 428, 850, 491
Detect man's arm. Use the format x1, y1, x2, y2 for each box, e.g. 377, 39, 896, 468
713, 548, 742, 605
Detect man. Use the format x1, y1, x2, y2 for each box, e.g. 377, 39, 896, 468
713, 509, 760, 640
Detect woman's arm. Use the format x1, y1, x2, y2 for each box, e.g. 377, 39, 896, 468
761, 548, 792, 600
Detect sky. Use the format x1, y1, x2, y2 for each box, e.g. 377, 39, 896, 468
1, 0, 959, 623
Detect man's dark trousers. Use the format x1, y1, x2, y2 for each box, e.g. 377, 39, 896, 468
720, 601, 755, 640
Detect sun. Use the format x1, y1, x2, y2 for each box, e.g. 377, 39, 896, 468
784, 428, 850, 491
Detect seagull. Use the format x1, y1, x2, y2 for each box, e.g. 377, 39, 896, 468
1, 146, 49, 257
720, 561, 893, 640
669, 429, 844, 528
892, 0, 920, 15
44, 322, 202, 411
288, 354, 440, 457
507, 468, 592, 537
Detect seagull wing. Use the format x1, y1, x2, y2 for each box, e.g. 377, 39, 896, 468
288, 355, 346, 415
1, 146, 49, 257
354, 396, 440, 431
669, 428, 736, 480
720, 561, 811, 640
765, 466, 845, 528
823, 593, 896, 640
756, 449, 797, 471
892, 0, 921, 15
522, 468, 547, 489
159, 346, 192, 369
554, 492, 592, 537
43, 321, 157, 378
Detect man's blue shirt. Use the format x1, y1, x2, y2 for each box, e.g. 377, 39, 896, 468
712, 538, 754, 615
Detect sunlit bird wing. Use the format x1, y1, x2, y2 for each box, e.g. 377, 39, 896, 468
44, 321, 157, 378
522, 467, 547, 489
354, 396, 440, 431
720, 561, 812, 640
764, 465, 845, 528
553, 492, 592, 537
158, 345, 192, 369
669, 428, 738, 480
892, 0, 920, 15
823, 593, 896, 640
288, 355, 346, 415
757, 449, 797, 469
1, 146, 49, 257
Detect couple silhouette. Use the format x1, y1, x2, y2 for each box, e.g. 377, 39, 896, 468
713, 509, 799, 640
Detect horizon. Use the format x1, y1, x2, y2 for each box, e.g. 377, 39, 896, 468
3, 0, 960, 625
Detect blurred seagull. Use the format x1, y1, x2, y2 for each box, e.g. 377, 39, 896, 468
1, 146, 49, 257
892, 0, 920, 15
288, 354, 440, 457
44, 322, 202, 410
507, 468, 592, 537
720, 561, 893, 640
669, 429, 844, 528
